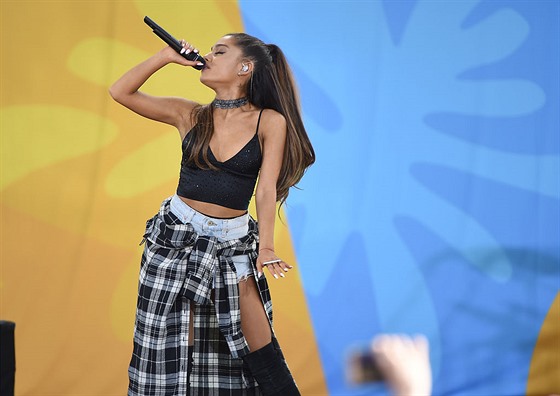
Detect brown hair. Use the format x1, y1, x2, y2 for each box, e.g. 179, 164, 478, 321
185, 33, 315, 208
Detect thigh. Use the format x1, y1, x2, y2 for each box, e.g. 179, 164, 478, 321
238, 276, 272, 352
188, 301, 195, 346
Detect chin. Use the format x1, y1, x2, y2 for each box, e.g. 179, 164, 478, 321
199, 75, 214, 89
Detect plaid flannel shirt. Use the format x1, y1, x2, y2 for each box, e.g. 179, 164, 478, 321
128, 198, 275, 395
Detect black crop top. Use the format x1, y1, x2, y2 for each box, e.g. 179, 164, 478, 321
176, 110, 264, 210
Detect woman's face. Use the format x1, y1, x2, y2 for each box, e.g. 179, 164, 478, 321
200, 36, 247, 89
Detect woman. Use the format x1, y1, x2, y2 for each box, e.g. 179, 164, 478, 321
110, 31, 314, 396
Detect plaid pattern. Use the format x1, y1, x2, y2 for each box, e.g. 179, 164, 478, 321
128, 198, 275, 395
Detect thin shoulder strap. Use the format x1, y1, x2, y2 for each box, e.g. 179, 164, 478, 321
255, 109, 265, 135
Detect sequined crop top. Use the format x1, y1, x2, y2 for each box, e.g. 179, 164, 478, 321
176, 110, 264, 210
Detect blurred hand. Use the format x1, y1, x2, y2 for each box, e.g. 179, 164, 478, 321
371, 334, 432, 396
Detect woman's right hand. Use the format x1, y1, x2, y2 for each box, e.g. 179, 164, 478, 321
160, 40, 204, 68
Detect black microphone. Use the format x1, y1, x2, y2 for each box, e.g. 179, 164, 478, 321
144, 16, 206, 70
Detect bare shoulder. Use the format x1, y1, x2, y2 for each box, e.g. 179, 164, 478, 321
174, 97, 200, 122
176, 98, 201, 138
175, 96, 200, 111
259, 109, 286, 137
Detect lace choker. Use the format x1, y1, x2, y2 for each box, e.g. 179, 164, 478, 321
212, 97, 248, 109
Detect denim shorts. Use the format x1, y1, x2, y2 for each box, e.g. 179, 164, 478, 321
169, 194, 253, 281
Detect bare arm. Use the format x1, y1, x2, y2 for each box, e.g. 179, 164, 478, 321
255, 110, 292, 279
109, 44, 202, 136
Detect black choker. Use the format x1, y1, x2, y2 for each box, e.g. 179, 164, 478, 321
212, 97, 248, 109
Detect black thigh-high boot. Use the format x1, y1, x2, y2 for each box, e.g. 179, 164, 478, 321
242, 342, 300, 396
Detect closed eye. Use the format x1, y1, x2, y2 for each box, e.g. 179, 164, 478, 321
215, 51, 225, 55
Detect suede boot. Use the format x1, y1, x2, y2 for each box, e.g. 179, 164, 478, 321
242, 342, 300, 396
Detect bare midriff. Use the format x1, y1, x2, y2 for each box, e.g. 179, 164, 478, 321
179, 196, 248, 219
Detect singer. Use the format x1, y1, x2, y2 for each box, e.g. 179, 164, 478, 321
109, 32, 314, 396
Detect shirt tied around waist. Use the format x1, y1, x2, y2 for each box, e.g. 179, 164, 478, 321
137, 197, 272, 358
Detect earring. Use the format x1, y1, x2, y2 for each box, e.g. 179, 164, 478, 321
241, 64, 249, 72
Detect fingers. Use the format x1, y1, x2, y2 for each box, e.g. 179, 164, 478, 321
278, 260, 293, 272
175, 40, 204, 67
266, 261, 283, 279
179, 39, 198, 55
414, 334, 429, 351
256, 261, 264, 278
258, 259, 294, 280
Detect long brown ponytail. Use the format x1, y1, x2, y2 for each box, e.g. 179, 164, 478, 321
185, 33, 315, 207
262, 43, 315, 207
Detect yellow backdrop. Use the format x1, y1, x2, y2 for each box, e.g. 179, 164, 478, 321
0, 1, 327, 394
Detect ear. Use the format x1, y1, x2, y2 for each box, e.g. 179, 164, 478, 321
238, 61, 253, 76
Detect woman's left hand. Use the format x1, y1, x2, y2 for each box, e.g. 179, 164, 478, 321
256, 250, 293, 279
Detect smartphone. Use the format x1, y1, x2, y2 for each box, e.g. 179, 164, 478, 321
346, 345, 385, 384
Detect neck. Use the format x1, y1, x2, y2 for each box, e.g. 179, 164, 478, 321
214, 87, 246, 101
212, 97, 248, 109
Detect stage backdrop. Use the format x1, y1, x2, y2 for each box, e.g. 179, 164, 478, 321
1, 1, 558, 395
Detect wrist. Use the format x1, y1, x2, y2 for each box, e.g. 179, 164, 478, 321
154, 48, 175, 64
259, 247, 275, 253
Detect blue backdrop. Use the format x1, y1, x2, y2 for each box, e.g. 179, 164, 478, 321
239, 1, 559, 395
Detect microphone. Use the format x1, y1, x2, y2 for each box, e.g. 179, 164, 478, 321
144, 16, 206, 70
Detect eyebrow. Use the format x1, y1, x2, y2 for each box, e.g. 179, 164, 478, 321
210, 44, 229, 51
